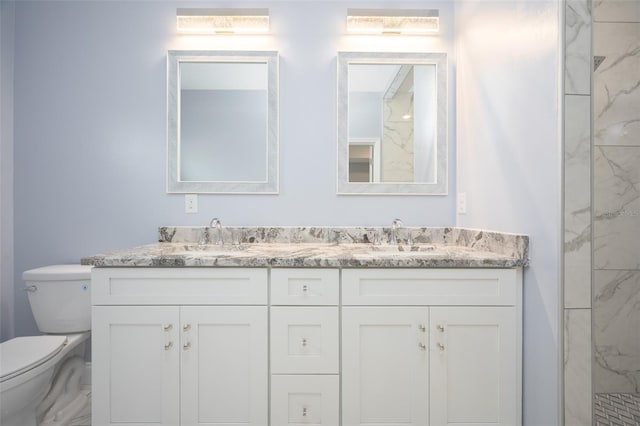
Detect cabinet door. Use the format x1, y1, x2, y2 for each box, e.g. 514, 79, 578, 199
180, 306, 268, 426
92, 306, 180, 426
429, 307, 519, 426
342, 307, 429, 426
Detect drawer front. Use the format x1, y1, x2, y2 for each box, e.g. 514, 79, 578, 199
271, 269, 339, 306
92, 268, 268, 305
271, 307, 339, 374
271, 375, 339, 426
342, 268, 520, 306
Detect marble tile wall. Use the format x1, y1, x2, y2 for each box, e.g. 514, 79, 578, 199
592, 1, 640, 395
594, 270, 640, 393
564, 0, 593, 424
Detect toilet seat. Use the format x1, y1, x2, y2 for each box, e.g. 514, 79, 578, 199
0, 336, 67, 383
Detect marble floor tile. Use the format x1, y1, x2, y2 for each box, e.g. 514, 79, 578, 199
594, 22, 640, 147
594, 270, 640, 394
594, 393, 640, 426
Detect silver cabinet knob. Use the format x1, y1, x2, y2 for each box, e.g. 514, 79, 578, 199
164, 341, 173, 350
183, 324, 191, 332
436, 324, 445, 332
302, 338, 308, 347
418, 324, 426, 332
302, 407, 308, 417
183, 342, 191, 350
419, 343, 427, 351
164, 324, 173, 331
437, 342, 445, 351
302, 284, 309, 293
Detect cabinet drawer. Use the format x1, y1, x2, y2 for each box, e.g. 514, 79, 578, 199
342, 268, 520, 306
271, 269, 339, 305
271, 307, 339, 374
92, 268, 267, 305
271, 375, 339, 426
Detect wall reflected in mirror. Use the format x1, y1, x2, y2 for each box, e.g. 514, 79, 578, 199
337, 52, 447, 195
167, 51, 278, 194
348, 64, 436, 184
180, 61, 268, 182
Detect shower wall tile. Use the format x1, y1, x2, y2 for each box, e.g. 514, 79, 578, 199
593, 22, 640, 147
564, 95, 592, 308
566, 0, 592, 95
594, 146, 640, 269
594, 0, 640, 23
564, 309, 593, 425
593, 270, 640, 393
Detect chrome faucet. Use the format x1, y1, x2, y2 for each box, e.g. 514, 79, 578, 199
209, 217, 223, 245
390, 218, 403, 245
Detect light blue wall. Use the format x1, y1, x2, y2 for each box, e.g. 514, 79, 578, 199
455, 1, 561, 425
180, 89, 267, 182
349, 92, 382, 139
1, 0, 15, 343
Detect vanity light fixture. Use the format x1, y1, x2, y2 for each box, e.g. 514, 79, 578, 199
346, 8, 439, 35
176, 8, 270, 34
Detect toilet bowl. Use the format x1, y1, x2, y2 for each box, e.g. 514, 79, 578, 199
0, 265, 92, 426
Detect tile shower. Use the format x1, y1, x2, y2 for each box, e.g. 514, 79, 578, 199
564, 0, 640, 424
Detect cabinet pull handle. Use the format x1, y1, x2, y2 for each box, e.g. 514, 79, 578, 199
436, 324, 445, 332
437, 342, 445, 351
183, 324, 191, 332
418, 324, 426, 332
302, 338, 308, 347
302, 407, 308, 417
183, 342, 191, 350
164, 341, 173, 350
419, 343, 427, 351
302, 284, 309, 293
164, 324, 172, 331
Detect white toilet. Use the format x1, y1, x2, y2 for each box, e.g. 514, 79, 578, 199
0, 265, 92, 426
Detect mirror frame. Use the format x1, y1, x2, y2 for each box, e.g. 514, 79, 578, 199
167, 50, 279, 194
337, 51, 447, 195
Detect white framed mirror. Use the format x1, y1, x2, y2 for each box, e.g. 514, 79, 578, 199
167, 50, 278, 193
337, 52, 447, 195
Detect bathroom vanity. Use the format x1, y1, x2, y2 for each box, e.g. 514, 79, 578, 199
83, 227, 528, 426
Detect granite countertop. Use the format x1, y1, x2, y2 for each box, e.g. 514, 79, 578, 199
81, 227, 529, 269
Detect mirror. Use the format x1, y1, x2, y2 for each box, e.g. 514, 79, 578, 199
337, 52, 447, 195
167, 51, 278, 193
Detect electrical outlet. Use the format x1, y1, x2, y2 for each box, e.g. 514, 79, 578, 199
185, 194, 198, 213
457, 192, 467, 214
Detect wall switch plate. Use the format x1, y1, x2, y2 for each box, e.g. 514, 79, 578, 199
457, 192, 467, 214
185, 194, 198, 213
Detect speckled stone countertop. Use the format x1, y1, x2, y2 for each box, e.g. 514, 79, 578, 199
81, 227, 528, 269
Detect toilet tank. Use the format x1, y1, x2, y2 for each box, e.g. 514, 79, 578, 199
22, 265, 93, 333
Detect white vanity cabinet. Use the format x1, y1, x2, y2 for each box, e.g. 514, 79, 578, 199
91, 268, 268, 426
91, 266, 522, 426
341, 269, 522, 426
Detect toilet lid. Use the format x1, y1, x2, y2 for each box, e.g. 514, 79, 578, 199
0, 335, 67, 382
